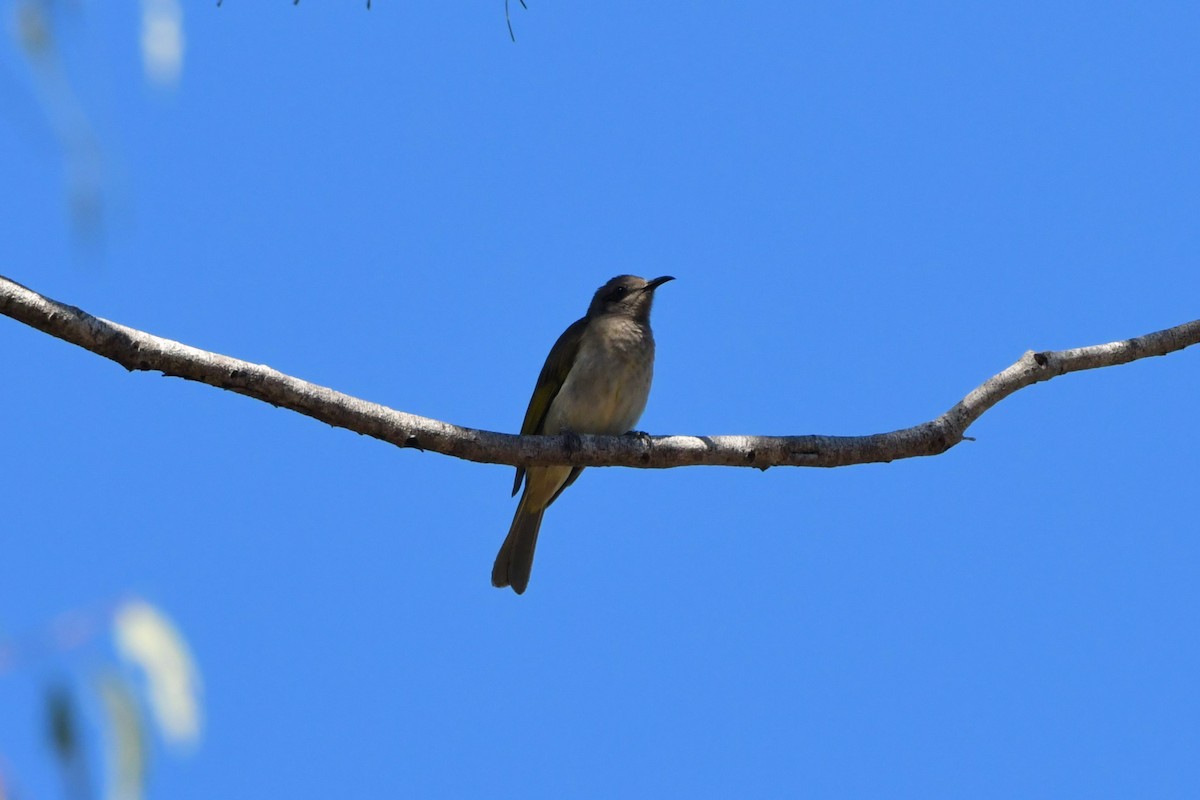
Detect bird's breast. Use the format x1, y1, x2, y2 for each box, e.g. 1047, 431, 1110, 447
543, 318, 655, 436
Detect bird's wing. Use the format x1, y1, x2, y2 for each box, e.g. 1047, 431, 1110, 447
512, 316, 588, 496
547, 466, 584, 507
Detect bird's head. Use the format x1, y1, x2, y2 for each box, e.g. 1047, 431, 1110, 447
587, 274, 675, 322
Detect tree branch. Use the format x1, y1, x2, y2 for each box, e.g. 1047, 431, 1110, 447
3, 274, 1197, 471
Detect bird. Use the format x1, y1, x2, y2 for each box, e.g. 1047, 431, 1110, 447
492, 274, 674, 594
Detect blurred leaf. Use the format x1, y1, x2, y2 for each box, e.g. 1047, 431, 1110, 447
14, 1, 53, 58
44, 681, 91, 800
10, 0, 108, 240
113, 600, 202, 748
96, 672, 148, 800
46, 683, 78, 764
140, 0, 185, 87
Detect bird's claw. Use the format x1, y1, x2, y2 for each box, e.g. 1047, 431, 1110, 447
625, 429, 653, 446
558, 428, 583, 453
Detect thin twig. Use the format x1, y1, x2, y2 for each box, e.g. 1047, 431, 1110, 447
507, 0, 527, 42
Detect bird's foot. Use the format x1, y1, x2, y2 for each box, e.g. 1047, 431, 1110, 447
558, 427, 583, 453
624, 429, 654, 446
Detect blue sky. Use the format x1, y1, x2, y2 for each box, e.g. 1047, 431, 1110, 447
2, 2, 1199, 798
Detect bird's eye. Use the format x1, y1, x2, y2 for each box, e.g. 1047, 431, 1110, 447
610, 286, 627, 299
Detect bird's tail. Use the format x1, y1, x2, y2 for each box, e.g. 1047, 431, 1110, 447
492, 492, 545, 595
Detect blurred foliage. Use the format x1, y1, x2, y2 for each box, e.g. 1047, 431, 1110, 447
45, 683, 90, 800
96, 673, 147, 800
113, 601, 201, 749
5, 0, 185, 243
1, 598, 200, 800
8, 0, 108, 239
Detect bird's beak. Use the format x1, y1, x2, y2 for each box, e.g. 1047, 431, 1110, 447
645, 275, 675, 291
